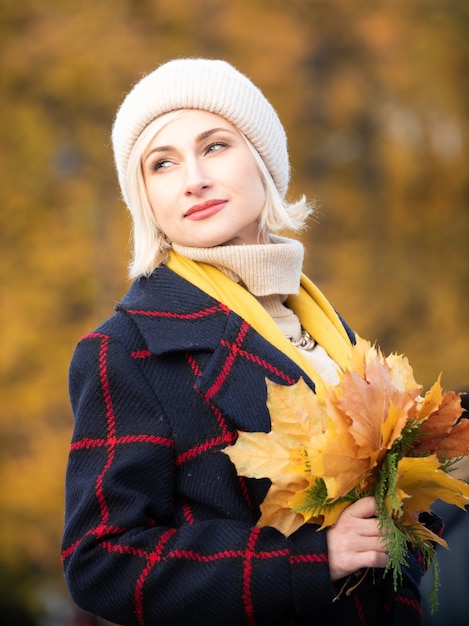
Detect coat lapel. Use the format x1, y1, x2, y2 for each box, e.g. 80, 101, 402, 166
117, 266, 231, 355
116, 266, 311, 433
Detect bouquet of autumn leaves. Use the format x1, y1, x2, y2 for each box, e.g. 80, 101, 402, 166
223, 337, 469, 606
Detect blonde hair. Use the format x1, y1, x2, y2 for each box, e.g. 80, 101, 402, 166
125, 111, 314, 278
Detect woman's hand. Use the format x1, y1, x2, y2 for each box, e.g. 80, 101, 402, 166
326, 496, 389, 582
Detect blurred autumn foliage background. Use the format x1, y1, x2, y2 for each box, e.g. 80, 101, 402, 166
1, 0, 468, 624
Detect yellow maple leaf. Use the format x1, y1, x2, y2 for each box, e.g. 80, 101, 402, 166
223, 378, 327, 479
390, 455, 469, 546
415, 376, 445, 421
289, 480, 351, 530
347, 334, 377, 376
223, 378, 328, 535
258, 483, 309, 536
385, 351, 421, 395
352, 336, 422, 396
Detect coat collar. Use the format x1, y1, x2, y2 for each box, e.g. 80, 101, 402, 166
116, 266, 317, 409
116, 266, 232, 355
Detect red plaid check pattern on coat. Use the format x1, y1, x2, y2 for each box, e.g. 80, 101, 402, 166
62, 267, 425, 626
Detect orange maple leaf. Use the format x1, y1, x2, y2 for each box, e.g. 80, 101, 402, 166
319, 348, 419, 500
414, 382, 469, 459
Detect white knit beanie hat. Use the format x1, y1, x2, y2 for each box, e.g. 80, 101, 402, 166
112, 58, 290, 205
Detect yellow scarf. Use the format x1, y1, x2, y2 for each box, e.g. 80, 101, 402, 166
166, 250, 353, 396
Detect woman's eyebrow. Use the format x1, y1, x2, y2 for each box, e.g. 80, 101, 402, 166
143, 143, 176, 164
197, 127, 236, 141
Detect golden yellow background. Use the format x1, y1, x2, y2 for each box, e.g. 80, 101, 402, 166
1, 0, 468, 623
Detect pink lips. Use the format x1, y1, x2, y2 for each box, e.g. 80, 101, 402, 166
185, 199, 226, 220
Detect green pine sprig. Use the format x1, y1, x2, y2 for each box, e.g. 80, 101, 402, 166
294, 429, 442, 613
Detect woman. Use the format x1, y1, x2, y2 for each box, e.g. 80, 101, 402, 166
62, 58, 429, 626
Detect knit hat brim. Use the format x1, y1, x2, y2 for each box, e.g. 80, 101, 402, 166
111, 58, 290, 206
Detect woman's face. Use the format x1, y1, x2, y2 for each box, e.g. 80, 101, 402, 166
142, 109, 267, 247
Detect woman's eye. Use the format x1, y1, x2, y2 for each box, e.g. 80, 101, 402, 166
152, 159, 171, 171
205, 141, 227, 154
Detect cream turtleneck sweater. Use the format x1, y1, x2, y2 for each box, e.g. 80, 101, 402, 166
172, 236, 340, 385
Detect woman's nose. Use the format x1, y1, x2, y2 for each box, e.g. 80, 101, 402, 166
184, 159, 212, 195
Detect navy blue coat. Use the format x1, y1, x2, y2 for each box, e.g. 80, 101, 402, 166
62, 265, 425, 626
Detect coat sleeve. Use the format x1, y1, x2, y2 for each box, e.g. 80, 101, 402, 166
62, 330, 344, 626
